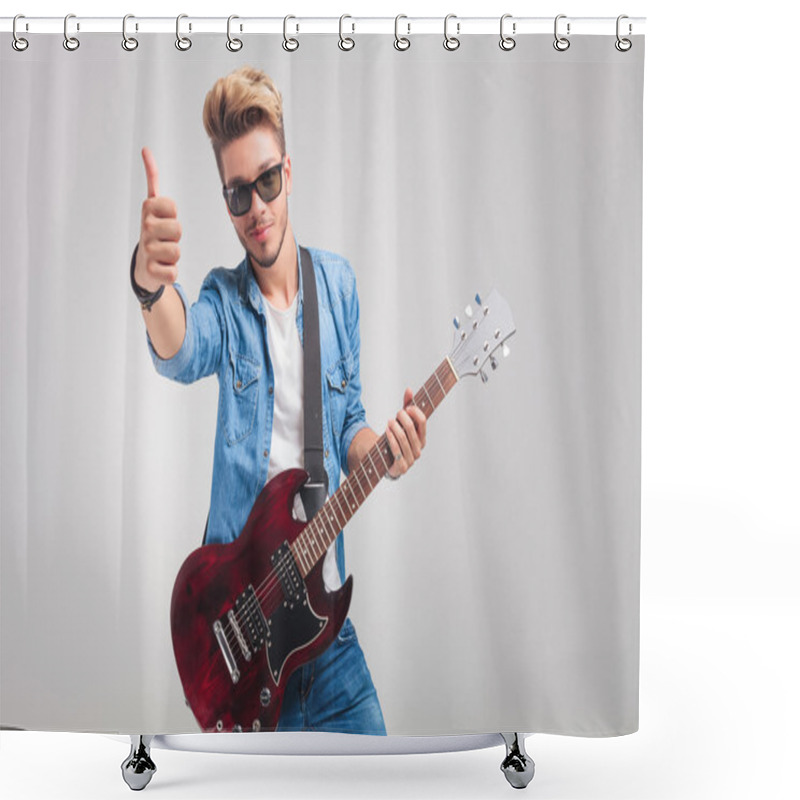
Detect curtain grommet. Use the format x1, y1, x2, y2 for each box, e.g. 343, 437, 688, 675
615, 15, 632, 52
338, 15, 355, 51
226, 15, 243, 52
499, 14, 516, 51
63, 14, 80, 51
12, 15, 29, 51
282, 15, 299, 52
553, 14, 570, 52
122, 14, 138, 51
443, 14, 460, 51
175, 14, 192, 51
394, 15, 410, 51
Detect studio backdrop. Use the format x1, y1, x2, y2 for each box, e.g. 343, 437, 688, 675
1, 23, 644, 737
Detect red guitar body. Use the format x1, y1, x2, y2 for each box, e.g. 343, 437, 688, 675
170, 468, 352, 733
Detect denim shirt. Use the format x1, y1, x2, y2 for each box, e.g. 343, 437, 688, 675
147, 242, 369, 582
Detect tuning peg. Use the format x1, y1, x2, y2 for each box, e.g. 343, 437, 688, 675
465, 304, 473, 319
453, 316, 460, 330
479, 369, 489, 384
502, 343, 511, 358
490, 355, 498, 371
475, 293, 482, 306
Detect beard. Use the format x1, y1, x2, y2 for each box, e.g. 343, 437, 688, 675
240, 212, 288, 271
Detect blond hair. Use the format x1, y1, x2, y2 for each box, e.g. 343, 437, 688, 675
202, 66, 286, 179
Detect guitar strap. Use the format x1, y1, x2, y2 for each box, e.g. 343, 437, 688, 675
298, 245, 329, 520
202, 246, 328, 545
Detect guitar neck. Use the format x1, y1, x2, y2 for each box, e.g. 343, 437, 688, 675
290, 357, 459, 578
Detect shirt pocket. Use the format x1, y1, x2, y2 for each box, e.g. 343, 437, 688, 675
326, 352, 354, 440
221, 353, 260, 445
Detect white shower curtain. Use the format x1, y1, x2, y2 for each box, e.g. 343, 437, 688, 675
1, 28, 643, 736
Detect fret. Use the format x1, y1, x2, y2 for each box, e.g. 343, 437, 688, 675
290, 356, 461, 580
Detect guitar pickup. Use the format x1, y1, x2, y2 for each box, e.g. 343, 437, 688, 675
272, 542, 305, 604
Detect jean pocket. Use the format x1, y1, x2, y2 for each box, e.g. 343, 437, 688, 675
221, 353, 260, 445
326, 352, 354, 438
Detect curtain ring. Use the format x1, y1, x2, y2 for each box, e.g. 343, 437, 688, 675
339, 15, 355, 51
176, 14, 192, 51
63, 13, 80, 51
122, 14, 138, 51
12, 15, 29, 52
615, 15, 632, 52
553, 14, 570, 51
499, 14, 516, 51
394, 15, 410, 51
282, 15, 299, 52
227, 15, 243, 51
443, 14, 460, 51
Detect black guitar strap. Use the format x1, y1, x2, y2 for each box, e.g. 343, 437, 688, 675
298, 246, 329, 521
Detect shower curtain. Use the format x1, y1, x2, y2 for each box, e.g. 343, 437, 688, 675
1, 25, 644, 737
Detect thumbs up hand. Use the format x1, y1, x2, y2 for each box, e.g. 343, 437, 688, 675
135, 147, 182, 294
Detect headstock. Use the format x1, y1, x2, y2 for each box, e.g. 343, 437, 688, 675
448, 290, 515, 382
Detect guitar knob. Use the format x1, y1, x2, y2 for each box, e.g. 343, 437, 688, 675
260, 687, 272, 707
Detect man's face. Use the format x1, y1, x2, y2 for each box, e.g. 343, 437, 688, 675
219, 125, 292, 270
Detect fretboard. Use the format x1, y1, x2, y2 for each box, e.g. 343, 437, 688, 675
290, 357, 459, 578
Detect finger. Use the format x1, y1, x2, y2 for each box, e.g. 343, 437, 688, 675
403, 387, 415, 408
389, 418, 414, 464
142, 147, 160, 198
145, 241, 180, 266
405, 405, 427, 448
384, 426, 405, 476
143, 196, 178, 220
147, 263, 179, 286
142, 217, 182, 243
396, 409, 422, 459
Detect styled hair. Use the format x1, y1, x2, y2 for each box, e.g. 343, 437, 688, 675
202, 66, 286, 181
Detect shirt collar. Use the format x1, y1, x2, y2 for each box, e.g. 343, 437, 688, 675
237, 236, 303, 320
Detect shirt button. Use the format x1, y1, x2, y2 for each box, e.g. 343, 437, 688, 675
263, 449, 269, 458
325, 449, 329, 459
341, 379, 347, 389
236, 380, 242, 390
268, 386, 274, 395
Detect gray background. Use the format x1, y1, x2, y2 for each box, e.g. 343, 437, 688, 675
1, 32, 642, 735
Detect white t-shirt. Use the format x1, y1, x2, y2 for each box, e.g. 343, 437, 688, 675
262, 290, 341, 592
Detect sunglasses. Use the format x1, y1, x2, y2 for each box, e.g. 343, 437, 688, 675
223, 160, 284, 217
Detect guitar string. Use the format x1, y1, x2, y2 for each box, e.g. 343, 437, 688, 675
217, 360, 458, 652
217, 363, 456, 651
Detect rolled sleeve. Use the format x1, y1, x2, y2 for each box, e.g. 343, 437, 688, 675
147, 280, 224, 384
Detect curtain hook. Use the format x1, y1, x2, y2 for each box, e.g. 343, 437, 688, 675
615, 15, 632, 52
553, 14, 570, 51
63, 13, 80, 51
394, 14, 410, 51
499, 14, 516, 51
339, 14, 355, 51
282, 15, 299, 52
227, 15, 243, 52
176, 14, 192, 51
122, 14, 139, 51
443, 14, 460, 51
12, 14, 29, 52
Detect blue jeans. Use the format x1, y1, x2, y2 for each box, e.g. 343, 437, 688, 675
276, 618, 386, 735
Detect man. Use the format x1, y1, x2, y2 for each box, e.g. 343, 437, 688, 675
131, 66, 426, 734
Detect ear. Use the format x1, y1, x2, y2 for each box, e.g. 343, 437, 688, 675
284, 154, 292, 197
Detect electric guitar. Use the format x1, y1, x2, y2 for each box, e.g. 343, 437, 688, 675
171, 290, 516, 732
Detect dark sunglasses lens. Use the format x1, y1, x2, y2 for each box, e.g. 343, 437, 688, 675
255, 166, 282, 205
228, 186, 251, 216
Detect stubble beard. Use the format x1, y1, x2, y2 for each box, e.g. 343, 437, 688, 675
244, 215, 288, 271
